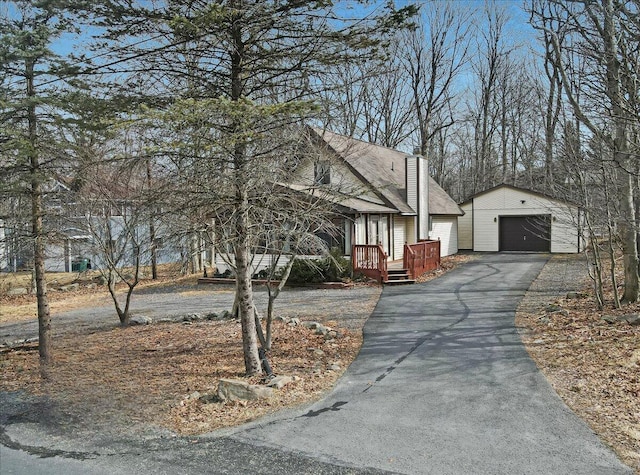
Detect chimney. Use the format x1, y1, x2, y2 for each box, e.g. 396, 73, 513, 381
406, 154, 430, 242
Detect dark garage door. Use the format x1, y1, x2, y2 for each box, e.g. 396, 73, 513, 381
499, 215, 550, 252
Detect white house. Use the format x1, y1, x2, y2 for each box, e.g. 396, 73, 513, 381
308, 128, 463, 259
458, 184, 583, 253
211, 128, 463, 276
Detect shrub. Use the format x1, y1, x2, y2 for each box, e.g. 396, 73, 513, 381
284, 249, 351, 284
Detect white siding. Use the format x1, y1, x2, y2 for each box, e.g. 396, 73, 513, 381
406, 156, 417, 211
458, 202, 473, 250
296, 155, 383, 204
472, 187, 581, 253
355, 215, 366, 244
392, 216, 406, 261
418, 157, 429, 240
431, 216, 458, 257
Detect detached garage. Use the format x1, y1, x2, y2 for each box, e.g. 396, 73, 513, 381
458, 185, 582, 253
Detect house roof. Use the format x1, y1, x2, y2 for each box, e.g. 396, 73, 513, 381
459, 183, 580, 208
312, 128, 463, 216
284, 183, 400, 214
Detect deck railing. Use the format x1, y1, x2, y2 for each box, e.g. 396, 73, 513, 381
403, 240, 440, 279
352, 244, 388, 283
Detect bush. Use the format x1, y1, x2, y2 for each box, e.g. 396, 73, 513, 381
284, 249, 351, 284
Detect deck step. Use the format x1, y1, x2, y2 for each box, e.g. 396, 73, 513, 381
384, 278, 416, 285
384, 268, 415, 285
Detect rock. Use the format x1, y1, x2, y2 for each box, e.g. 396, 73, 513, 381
275, 316, 289, 323
288, 318, 300, 326
7, 287, 28, 296
85, 283, 97, 290
96, 276, 108, 286
315, 325, 329, 336
622, 314, 640, 325
182, 313, 202, 322
324, 330, 338, 341
312, 349, 325, 358
130, 315, 153, 325
302, 321, 321, 330
217, 379, 274, 401
204, 313, 218, 320
328, 363, 341, 371
185, 391, 201, 400
267, 375, 294, 389
566, 291, 586, 299
60, 283, 80, 292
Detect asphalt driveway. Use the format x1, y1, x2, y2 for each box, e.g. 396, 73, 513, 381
1, 254, 633, 474
231, 253, 631, 474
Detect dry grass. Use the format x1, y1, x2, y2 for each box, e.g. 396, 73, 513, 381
0, 319, 363, 435
0, 265, 197, 324
517, 257, 640, 473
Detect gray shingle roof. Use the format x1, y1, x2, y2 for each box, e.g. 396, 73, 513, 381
312, 128, 462, 216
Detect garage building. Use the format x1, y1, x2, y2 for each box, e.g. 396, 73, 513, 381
458, 184, 583, 253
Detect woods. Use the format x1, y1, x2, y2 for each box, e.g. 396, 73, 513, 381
1, 0, 638, 375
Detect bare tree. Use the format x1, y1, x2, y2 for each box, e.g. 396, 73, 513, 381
531, 0, 639, 303
404, 2, 471, 162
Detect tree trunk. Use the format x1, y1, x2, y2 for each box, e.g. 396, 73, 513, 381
26, 57, 52, 371
230, 4, 261, 375
146, 158, 158, 280
235, 231, 261, 375
618, 171, 639, 302
602, 0, 639, 302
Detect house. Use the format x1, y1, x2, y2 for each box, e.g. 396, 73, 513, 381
458, 184, 583, 253
304, 128, 463, 260
0, 177, 186, 273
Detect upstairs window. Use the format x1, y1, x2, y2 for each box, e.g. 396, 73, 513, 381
314, 161, 330, 185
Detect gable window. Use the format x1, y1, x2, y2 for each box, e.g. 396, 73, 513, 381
314, 161, 330, 185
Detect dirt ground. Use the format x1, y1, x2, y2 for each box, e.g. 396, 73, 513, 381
1, 253, 637, 473
516, 255, 639, 473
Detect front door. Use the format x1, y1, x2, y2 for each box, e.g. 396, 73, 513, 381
368, 215, 389, 256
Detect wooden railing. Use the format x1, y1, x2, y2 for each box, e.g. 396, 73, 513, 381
352, 244, 388, 284
403, 240, 440, 279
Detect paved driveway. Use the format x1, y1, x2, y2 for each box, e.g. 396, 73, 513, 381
231, 253, 631, 474
1, 254, 632, 474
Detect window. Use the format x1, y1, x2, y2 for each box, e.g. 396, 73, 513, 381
314, 161, 330, 185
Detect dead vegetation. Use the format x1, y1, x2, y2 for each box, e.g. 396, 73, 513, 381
0, 318, 364, 435
0, 264, 197, 323
517, 255, 640, 473
2, 252, 635, 473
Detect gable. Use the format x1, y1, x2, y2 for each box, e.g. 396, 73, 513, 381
311, 128, 415, 215
293, 150, 385, 206
472, 186, 578, 212
462, 184, 579, 209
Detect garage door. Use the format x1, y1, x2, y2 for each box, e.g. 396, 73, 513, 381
499, 215, 550, 252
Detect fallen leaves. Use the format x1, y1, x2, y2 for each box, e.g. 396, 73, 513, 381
517, 259, 640, 473
0, 309, 367, 437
